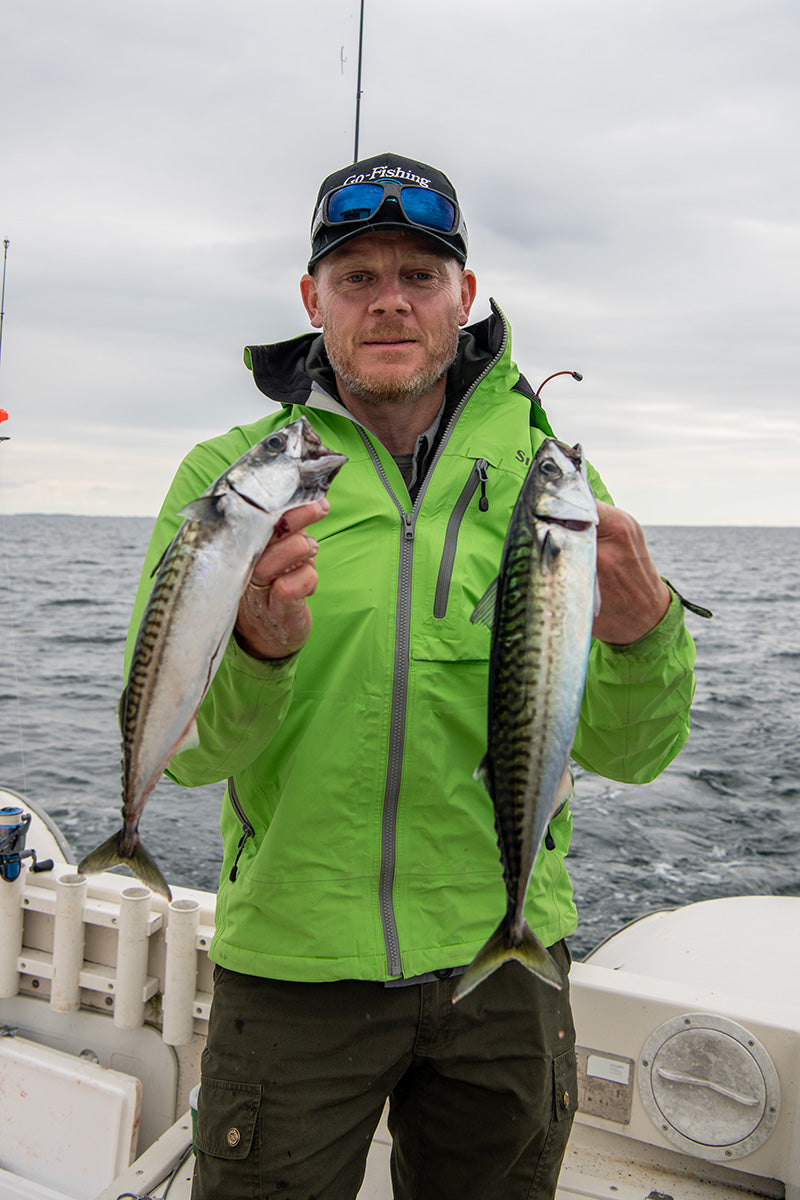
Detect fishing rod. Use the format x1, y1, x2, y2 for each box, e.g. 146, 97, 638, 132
0, 241, 8, 441
353, 0, 365, 161
0, 240, 9, 383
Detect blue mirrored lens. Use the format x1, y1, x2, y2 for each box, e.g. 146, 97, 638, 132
326, 183, 457, 233
400, 188, 455, 232
328, 184, 384, 224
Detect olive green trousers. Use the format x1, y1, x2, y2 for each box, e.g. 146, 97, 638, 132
192, 942, 577, 1200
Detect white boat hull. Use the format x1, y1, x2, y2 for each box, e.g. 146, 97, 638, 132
2, 789, 798, 1200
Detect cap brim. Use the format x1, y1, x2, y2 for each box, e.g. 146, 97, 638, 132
308, 221, 467, 272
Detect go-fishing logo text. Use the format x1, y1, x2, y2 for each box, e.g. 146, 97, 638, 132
343, 166, 432, 188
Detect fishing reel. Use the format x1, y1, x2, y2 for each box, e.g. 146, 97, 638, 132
0, 805, 54, 882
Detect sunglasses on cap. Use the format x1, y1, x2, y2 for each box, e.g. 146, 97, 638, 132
311, 181, 468, 252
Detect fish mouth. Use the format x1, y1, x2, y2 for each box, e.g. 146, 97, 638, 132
280, 421, 347, 494
297, 451, 348, 492
533, 439, 598, 527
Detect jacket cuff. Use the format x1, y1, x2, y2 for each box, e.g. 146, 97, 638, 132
606, 584, 686, 659
227, 634, 301, 680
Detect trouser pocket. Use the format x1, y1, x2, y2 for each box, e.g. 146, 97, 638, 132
553, 1044, 579, 1123
526, 1046, 579, 1198
192, 1078, 262, 1200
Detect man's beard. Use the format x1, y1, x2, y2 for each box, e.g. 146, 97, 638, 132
323, 322, 460, 408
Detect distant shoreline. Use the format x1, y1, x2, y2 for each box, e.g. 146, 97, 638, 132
3, 514, 799, 531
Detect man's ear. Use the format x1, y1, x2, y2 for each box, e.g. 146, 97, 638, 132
458, 268, 478, 326
300, 273, 323, 329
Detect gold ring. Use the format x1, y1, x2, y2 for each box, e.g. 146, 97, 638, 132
249, 579, 272, 592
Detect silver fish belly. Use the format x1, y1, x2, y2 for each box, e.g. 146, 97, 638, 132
453, 439, 598, 1002
78, 418, 347, 897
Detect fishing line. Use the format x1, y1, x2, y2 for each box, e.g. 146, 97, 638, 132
0, 239, 27, 796
0, 482, 29, 799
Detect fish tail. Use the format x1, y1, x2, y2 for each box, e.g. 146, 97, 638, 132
452, 917, 562, 1004
78, 829, 172, 901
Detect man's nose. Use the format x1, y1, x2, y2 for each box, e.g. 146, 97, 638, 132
368, 279, 412, 314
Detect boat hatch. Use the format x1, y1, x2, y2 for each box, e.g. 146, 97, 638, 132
638, 1013, 781, 1161
0, 1033, 141, 1197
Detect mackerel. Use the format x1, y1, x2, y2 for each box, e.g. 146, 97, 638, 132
79, 418, 346, 898
453, 439, 598, 1002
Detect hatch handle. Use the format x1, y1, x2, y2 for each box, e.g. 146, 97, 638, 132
656, 1067, 759, 1107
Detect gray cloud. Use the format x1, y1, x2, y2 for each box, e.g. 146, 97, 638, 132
1, 0, 797, 524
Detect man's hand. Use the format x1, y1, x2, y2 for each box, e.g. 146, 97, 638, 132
235, 499, 330, 660
593, 501, 671, 645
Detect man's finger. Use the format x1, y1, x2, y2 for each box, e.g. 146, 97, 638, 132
250, 531, 319, 588
271, 498, 330, 540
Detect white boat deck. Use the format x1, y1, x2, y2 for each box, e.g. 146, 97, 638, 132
98, 1107, 785, 1200
2, 795, 799, 1200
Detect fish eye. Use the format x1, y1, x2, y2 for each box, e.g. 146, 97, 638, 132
540, 460, 562, 480
265, 434, 286, 453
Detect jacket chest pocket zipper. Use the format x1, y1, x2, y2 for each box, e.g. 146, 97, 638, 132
433, 458, 489, 619
227, 776, 255, 882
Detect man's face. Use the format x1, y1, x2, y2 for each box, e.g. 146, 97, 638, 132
300, 231, 476, 409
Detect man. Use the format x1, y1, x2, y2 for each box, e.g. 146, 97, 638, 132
127, 152, 696, 1199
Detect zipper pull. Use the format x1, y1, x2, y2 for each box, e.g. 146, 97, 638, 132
477, 459, 489, 511
229, 829, 252, 882
403, 513, 414, 540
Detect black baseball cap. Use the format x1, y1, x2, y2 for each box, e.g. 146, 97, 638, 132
308, 151, 469, 271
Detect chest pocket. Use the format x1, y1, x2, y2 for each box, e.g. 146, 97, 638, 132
413, 457, 526, 663
433, 457, 489, 619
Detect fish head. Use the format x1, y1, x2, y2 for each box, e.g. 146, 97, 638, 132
292, 419, 349, 500
225, 419, 347, 512
529, 439, 598, 527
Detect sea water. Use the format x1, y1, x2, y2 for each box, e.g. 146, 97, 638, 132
1, 514, 798, 958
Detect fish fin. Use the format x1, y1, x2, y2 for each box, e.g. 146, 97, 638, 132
149, 530, 187, 578
452, 917, 562, 1004
174, 717, 200, 755
554, 764, 574, 812
473, 753, 493, 792
79, 830, 172, 901
539, 527, 561, 572
178, 496, 225, 524
594, 576, 602, 617
470, 577, 498, 629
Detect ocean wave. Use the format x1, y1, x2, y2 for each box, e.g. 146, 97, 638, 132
2, 518, 798, 955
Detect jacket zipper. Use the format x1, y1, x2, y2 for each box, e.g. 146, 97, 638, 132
433, 458, 489, 619
227, 776, 255, 882
357, 434, 412, 976
360, 305, 510, 979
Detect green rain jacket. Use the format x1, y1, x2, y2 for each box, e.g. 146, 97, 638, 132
125, 302, 696, 983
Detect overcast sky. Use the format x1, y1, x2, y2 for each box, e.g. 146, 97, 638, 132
1, 0, 797, 524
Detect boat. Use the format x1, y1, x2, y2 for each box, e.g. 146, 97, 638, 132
2, 787, 798, 1199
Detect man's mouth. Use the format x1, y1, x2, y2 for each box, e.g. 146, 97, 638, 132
363, 337, 418, 346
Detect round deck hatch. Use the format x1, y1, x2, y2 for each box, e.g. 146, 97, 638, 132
638, 1013, 780, 1161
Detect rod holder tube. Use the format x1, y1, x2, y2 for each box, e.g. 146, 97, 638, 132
114, 886, 151, 1029
50, 872, 87, 1013
162, 898, 200, 1046
0, 868, 25, 998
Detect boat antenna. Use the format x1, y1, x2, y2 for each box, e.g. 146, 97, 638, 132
353, 0, 365, 161
0, 240, 9, 386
